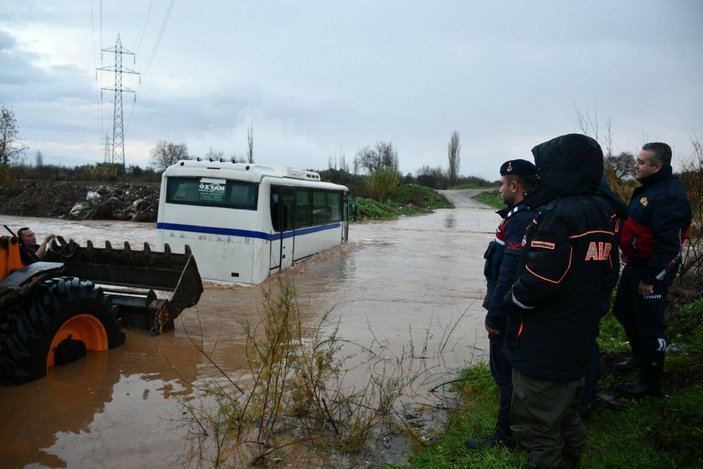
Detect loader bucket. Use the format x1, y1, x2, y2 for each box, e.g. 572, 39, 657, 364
44, 237, 203, 335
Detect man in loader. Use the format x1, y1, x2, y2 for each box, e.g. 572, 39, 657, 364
17, 227, 56, 263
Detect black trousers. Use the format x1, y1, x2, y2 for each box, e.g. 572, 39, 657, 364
489, 332, 513, 442
613, 263, 668, 352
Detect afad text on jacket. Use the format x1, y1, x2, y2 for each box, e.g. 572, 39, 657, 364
504, 134, 620, 382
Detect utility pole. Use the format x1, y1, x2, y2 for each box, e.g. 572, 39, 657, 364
97, 34, 139, 171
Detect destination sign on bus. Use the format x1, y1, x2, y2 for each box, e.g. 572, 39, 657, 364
198, 178, 226, 202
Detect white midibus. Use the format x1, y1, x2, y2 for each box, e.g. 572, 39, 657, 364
156, 161, 349, 284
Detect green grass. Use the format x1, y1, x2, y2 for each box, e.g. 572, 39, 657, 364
448, 183, 498, 190
352, 185, 452, 220
473, 189, 503, 210
388, 184, 453, 210
398, 364, 524, 468
386, 284, 703, 468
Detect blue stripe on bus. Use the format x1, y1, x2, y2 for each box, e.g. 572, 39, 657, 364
156, 222, 342, 241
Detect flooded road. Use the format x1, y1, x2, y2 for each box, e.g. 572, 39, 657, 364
1, 192, 498, 468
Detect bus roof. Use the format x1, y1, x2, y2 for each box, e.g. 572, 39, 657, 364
164, 161, 321, 181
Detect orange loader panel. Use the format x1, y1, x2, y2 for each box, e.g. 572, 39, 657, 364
0, 236, 25, 282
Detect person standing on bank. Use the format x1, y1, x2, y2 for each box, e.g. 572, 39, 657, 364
580, 177, 628, 419
504, 134, 619, 469
467, 159, 541, 451
613, 142, 692, 398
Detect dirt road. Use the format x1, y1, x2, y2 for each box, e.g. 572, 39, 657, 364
438, 189, 494, 209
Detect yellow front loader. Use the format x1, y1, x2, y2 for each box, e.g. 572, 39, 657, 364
0, 234, 202, 384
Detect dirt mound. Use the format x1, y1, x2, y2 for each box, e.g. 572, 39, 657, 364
0, 181, 160, 222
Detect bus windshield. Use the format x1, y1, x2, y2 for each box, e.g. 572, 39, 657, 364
166, 177, 258, 210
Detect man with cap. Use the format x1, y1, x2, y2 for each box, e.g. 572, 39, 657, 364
467, 158, 541, 451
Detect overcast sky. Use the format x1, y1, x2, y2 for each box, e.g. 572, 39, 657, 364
1, 1, 702, 179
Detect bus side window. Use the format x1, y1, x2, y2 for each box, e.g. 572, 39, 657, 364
271, 193, 280, 231
296, 189, 311, 228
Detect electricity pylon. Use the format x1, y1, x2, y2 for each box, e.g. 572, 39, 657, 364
103, 133, 111, 163
97, 34, 140, 170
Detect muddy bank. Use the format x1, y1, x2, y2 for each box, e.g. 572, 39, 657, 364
0, 180, 160, 222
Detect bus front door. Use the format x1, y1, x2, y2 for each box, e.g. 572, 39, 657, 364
270, 187, 296, 273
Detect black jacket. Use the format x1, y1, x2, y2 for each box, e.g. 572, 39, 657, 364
483, 193, 543, 333
504, 134, 619, 381
619, 165, 692, 286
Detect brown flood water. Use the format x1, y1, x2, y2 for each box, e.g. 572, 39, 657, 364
1, 192, 498, 468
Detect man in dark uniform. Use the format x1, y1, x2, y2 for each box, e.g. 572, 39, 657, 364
613, 142, 692, 398
504, 134, 619, 468
467, 159, 540, 450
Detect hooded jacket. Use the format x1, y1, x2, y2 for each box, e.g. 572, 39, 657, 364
504, 134, 619, 381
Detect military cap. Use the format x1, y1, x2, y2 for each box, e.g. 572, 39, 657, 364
500, 159, 537, 178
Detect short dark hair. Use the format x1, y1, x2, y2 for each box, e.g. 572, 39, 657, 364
17, 227, 30, 240
642, 142, 672, 167
506, 174, 537, 192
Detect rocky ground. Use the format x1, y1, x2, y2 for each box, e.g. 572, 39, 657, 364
0, 180, 160, 222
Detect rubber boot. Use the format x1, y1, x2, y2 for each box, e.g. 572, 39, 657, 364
563, 452, 582, 469
465, 432, 516, 451
614, 355, 641, 373
616, 350, 664, 398
615, 331, 642, 374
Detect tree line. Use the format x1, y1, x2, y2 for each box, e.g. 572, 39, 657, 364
0, 101, 661, 197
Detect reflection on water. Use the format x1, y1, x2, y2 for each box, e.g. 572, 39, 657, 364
444, 211, 456, 229
0, 206, 496, 467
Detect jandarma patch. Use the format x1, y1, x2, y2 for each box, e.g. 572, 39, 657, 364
530, 240, 556, 250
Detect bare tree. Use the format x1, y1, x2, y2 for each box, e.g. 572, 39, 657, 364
354, 141, 399, 174
575, 106, 619, 161
416, 165, 448, 189
340, 153, 349, 173
447, 131, 461, 186
247, 123, 254, 164
574, 105, 599, 141
329, 147, 350, 172
606, 151, 635, 180
205, 147, 224, 161
150, 141, 189, 171
0, 104, 28, 164
679, 134, 703, 278
603, 118, 614, 158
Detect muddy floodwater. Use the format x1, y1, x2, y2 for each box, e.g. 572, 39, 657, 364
1, 191, 499, 468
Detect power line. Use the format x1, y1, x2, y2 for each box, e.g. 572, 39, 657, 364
136, 0, 154, 58
144, 0, 175, 78
126, 0, 175, 135
90, 0, 104, 156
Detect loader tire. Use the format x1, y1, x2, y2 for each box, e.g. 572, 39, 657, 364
0, 276, 124, 385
